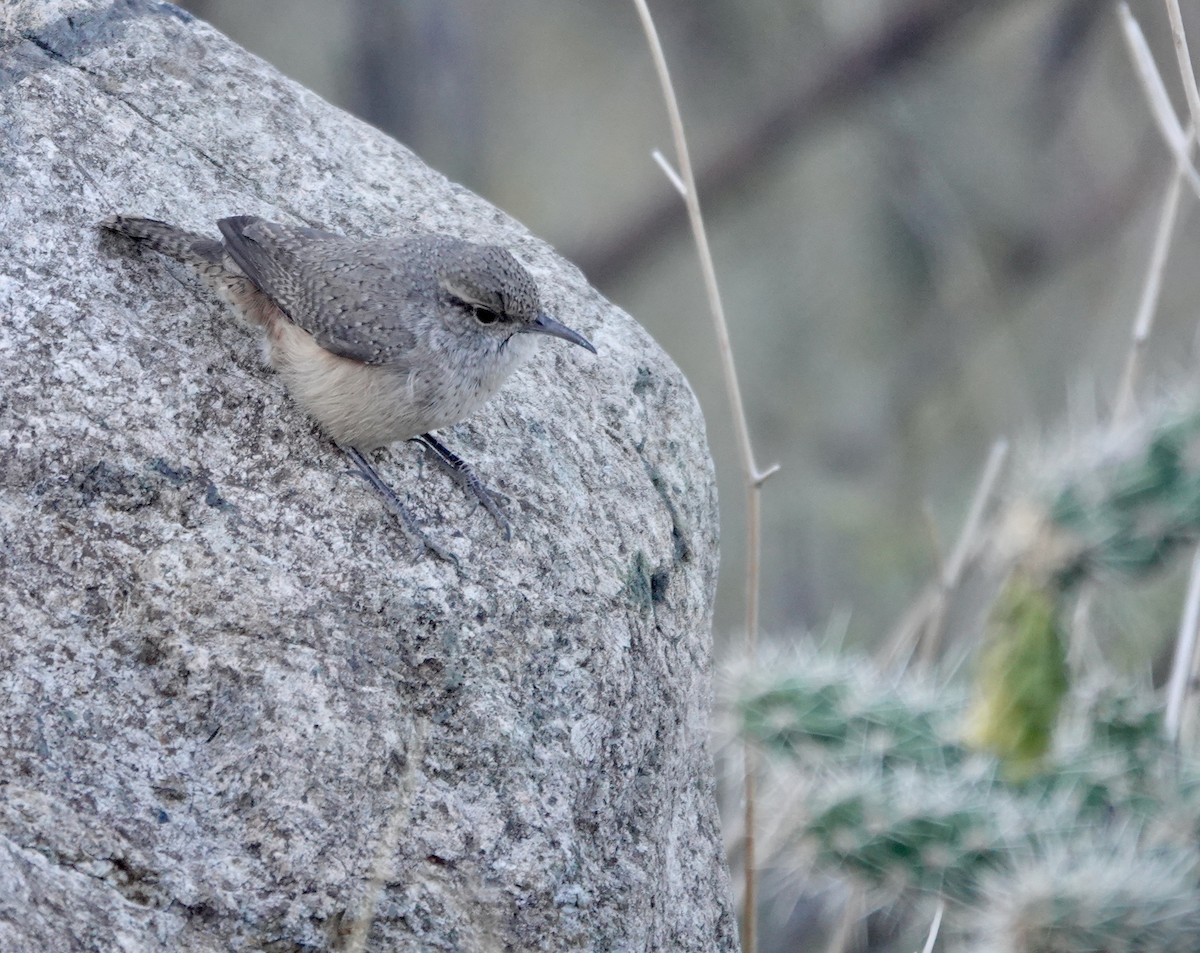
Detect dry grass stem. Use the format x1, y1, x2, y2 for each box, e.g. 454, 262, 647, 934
630, 2, 781, 949
1164, 0, 1200, 131
880, 438, 1008, 670
1111, 154, 1187, 426
1165, 548, 1200, 742
1119, 4, 1200, 199
629, 0, 774, 491
1152, 0, 1200, 749
920, 901, 945, 953
1114, 2, 1200, 742
651, 148, 688, 197
942, 439, 1010, 591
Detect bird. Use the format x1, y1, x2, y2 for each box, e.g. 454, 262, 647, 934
99, 214, 597, 560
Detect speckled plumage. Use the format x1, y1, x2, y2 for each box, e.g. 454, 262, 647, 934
99, 214, 595, 450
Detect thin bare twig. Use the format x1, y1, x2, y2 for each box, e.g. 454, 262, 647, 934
921, 900, 946, 953
1119, 4, 1200, 199
1166, 548, 1200, 742
921, 438, 1010, 665
943, 440, 1010, 591
651, 148, 687, 197
1110, 150, 1188, 426
1152, 0, 1200, 747
630, 5, 775, 492
630, 3, 779, 949
880, 439, 1009, 670
1164, 0, 1200, 132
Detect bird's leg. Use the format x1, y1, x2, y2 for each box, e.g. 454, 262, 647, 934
340, 445, 458, 565
413, 433, 512, 541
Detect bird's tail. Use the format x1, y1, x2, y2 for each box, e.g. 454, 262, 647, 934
99, 215, 224, 266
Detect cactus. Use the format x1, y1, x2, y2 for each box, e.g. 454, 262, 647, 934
972, 837, 1200, 953
958, 404, 1200, 778
1042, 410, 1200, 589
796, 767, 1021, 903
738, 653, 963, 773
733, 401, 1200, 949
738, 646, 1200, 951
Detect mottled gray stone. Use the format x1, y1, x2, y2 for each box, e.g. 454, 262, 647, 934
0, 2, 736, 951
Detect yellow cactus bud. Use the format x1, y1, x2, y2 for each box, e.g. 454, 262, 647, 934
963, 574, 1069, 780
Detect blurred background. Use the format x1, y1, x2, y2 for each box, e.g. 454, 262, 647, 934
177, 0, 1200, 653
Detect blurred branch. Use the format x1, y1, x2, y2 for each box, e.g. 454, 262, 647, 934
1164, 0, 1200, 134
1119, 4, 1200, 198
1160, 0, 1200, 748
1111, 3, 1197, 427
880, 438, 1009, 671
575, 0, 1015, 287
1111, 141, 1189, 427
921, 901, 945, 953
1166, 547, 1200, 742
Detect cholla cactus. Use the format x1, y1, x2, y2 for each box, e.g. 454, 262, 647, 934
735, 402, 1200, 949
738, 649, 962, 773
737, 646, 1200, 951
972, 837, 1200, 953
959, 403, 1200, 776
795, 766, 1029, 903
1000, 405, 1200, 591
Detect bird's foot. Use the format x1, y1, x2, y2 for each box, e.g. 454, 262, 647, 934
414, 433, 512, 541
340, 445, 459, 565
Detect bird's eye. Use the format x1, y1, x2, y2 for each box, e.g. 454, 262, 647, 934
473, 305, 500, 325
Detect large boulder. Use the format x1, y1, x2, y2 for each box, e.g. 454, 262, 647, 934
0, 2, 737, 950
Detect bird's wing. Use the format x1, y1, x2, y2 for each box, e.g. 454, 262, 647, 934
217, 216, 431, 365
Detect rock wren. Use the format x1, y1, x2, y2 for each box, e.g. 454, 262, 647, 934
99, 214, 596, 559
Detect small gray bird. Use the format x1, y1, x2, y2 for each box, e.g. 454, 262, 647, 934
99, 214, 596, 559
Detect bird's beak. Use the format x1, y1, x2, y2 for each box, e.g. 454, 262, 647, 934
525, 312, 597, 354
